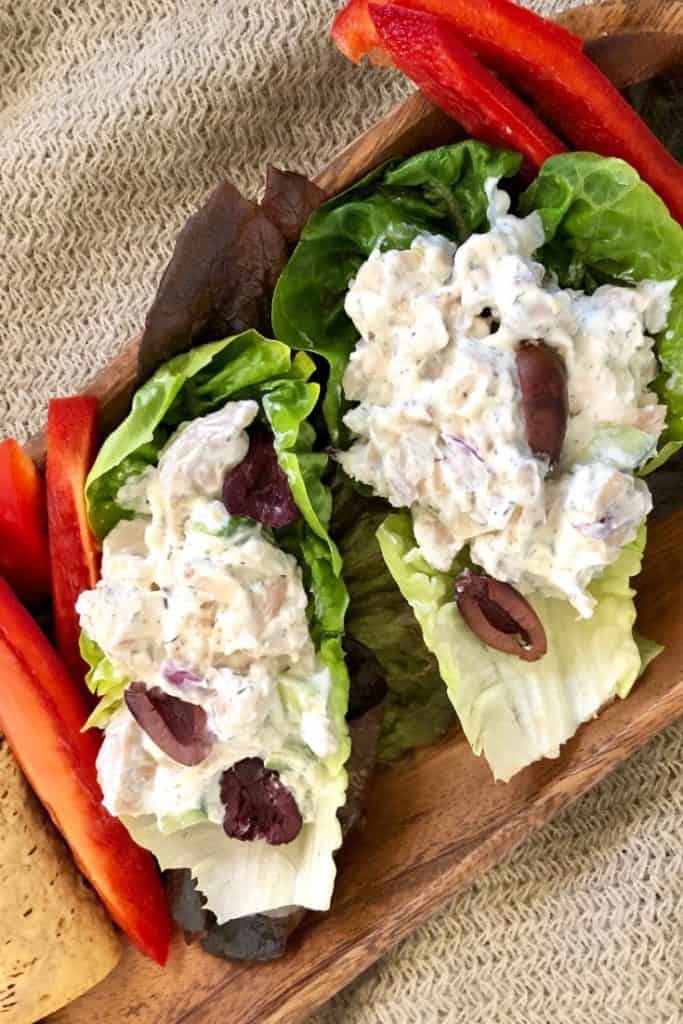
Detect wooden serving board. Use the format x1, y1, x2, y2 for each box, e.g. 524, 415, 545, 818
47, 3, 683, 1022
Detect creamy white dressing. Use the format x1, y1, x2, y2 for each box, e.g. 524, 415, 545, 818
77, 402, 340, 829
339, 184, 672, 616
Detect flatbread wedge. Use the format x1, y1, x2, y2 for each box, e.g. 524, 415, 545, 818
0, 736, 121, 1024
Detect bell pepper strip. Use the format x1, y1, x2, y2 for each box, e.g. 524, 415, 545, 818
0, 439, 51, 605
331, 0, 583, 65
368, 5, 565, 173
0, 574, 97, 745
46, 396, 101, 687
335, 0, 683, 223
332, 0, 393, 64
0, 576, 172, 965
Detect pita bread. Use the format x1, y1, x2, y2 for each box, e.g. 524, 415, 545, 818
0, 735, 121, 1024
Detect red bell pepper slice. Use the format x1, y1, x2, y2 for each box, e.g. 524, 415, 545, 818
46, 396, 101, 687
0, 439, 51, 605
0, 576, 172, 964
368, 5, 565, 172
331, 0, 582, 65
332, 0, 393, 64
334, 0, 683, 224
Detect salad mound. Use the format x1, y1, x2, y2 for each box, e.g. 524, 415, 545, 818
338, 183, 667, 614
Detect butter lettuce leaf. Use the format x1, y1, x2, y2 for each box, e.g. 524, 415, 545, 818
272, 142, 521, 440
332, 485, 455, 762
377, 511, 649, 782
520, 153, 683, 449
79, 632, 129, 729
634, 631, 664, 675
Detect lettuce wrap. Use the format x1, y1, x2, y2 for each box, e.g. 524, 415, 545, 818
81, 329, 352, 926
272, 142, 683, 778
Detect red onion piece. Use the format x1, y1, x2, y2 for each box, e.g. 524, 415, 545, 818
162, 663, 203, 687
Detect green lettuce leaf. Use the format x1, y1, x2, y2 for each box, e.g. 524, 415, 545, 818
79, 632, 129, 729
634, 631, 664, 674
272, 142, 521, 440
377, 511, 648, 782
158, 809, 208, 835
639, 439, 683, 476
520, 153, 683, 448
332, 484, 455, 762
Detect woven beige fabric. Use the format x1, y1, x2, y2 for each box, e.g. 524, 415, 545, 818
2, 1, 682, 1022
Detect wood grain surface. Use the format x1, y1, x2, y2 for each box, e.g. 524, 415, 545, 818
47, 3, 683, 1022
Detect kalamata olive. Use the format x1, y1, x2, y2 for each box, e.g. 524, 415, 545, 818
220, 757, 302, 845
222, 430, 300, 528
516, 341, 568, 465
454, 572, 547, 661
125, 682, 212, 765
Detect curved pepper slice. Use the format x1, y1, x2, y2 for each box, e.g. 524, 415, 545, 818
47, 397, 101, 687
0, 439, 51, 605
369, 5, 565, 172
333, 0, 683, 223
331, 0, 583, 65
0, 577, 172, 965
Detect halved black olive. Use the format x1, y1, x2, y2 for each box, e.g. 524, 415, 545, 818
220, 757, 302, 845
454, 572, 547, 661
222, 430, 300, 528
516, 341, 568, 466
125, 683, 212, 765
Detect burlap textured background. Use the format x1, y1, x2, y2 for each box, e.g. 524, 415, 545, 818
2, 1, 681, 1021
